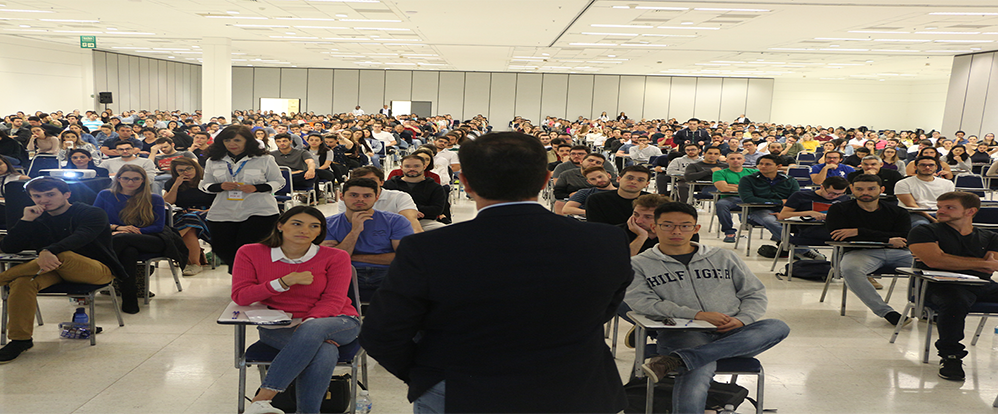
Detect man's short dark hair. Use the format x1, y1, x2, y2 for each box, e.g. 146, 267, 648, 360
570, 145, 590, 153
653, 202, 699, 223
688, 118, 700, 124
633, 194, 673, 209
115, 141, 134, 149
154, 137, 174, 146
273, 132, 292, 142
855, 147, 871, 155
919, 139, 933, 147
851, 173, 883, 186
27, 116, 41, 122
824, 150, 843, 159
937, 191, 981, 210
115, 123, 131, 131
822, 176, 849, 190
757, 154, 780, 165
25, 177, 69, 194
704, 146, 722, 153
620, 165, 652, 180
341, 178, 379, 194
458, 132, 548, 201
584, 153, 606, 162
557, 144, 573, 150
350, 166, 385, 182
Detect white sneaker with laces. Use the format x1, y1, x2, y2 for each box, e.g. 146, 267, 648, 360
245, 400, 284, 414
182, 264, 202, 276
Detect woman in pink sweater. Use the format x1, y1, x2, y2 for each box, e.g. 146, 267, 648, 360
231, 206, 360, 414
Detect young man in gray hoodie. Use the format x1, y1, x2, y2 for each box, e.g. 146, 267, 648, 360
626, 202, 790, 414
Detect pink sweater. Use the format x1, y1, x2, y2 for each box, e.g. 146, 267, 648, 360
231, 244, 359, 319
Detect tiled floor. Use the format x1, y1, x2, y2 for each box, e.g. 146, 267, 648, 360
3, 196, 998, 413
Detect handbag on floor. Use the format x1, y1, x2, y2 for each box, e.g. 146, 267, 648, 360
622, 377, 751, 413
267, 374, 362, 413
776, 259, 831, 281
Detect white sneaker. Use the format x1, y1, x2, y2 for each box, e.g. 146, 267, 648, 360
182, 264, 202, 276
245, 400, 284, 414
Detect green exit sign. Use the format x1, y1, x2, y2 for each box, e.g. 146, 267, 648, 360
80, 36, 96, 49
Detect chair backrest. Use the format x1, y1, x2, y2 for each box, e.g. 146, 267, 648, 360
787, 167, 810, 178
349, 265, 362, 318
974, 207, 998, 224
648, 155, 659, 166
955, 174, 985, 189
27, 155, 60, 177
276, 166, 292, 196
796, 153, 816, 165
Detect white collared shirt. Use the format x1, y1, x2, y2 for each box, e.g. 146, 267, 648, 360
268, 244, 319, 292
199, 154, 285, 222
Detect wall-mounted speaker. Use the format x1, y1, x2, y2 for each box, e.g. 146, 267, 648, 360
98, 92, 113, 104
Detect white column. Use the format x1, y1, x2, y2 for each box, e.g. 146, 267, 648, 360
80, 50, 95, 111
201, 37, 232, 119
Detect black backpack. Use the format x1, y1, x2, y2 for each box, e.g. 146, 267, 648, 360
623, 377, 752, 413
776, 259, 831, 281
265, 374, 361, 413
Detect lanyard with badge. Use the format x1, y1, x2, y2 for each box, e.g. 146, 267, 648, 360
226, 159, 248, 201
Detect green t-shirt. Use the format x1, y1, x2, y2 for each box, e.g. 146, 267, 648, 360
712, 168, 758, 198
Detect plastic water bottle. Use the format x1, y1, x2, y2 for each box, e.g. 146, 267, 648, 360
72, 308, 88, 325
993, 327, 998, 351
355, 390, 372, 414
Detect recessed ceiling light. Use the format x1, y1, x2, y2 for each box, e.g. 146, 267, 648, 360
205, 16, 267, 19
293, 26, 348, 29
335, 14, 348, 17
873, 39, 929, 42
276, 18, 337, 21
694, 8, 770, 12
40, 19, 100, 23
680, 22, 693, 25
929, 12, 998, 16
591, 24, 652, 28
581, 32, 638, 36
636, 6, 688, 10
818, 48, 869, 51
620, 44, 668, 47
657, 26, 720, 30
339, 19, 402, 22
0, 9, 54, 13
935, 39, 993, 43
611, 6, 630, 9
915, 31, 979, 35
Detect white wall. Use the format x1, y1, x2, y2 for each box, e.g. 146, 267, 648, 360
771, 78, 947, 132
0, 37, 92, 115
230, 68, 775, 124
942, 52, 998, 137
93, 51, 201, 113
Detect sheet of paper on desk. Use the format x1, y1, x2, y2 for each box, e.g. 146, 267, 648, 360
920, 270, 983, 280
245, 309, 292, 323
645, 318, 716, 329
0, 254, 37, 260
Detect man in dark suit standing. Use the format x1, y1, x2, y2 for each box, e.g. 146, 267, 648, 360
361, 132, 632, 413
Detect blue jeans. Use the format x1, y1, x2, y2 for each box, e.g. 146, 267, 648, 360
355, 266, 389, 301
841, 249, 913, 317
656, 319, 790, 414
258, 316, 361, 414
715, 196, 742, 234
747, 207, 782, 241
369, 154, 382, 170
413, 381, 446, 414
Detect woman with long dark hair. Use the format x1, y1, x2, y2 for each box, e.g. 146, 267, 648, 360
63, 148, 109, 177
94, 165, 166, 314
944, 144, 973, 173
199, 125, 284, 274
305, 134, 343, 185
164, 158, 214, 276
232, 206, 359, 414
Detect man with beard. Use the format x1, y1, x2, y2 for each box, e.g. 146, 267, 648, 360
825, 174, 911, 325
908, 191, 998, 381
562, 167, 617, 217
847, 155, 905, 198
322, 178, 413, 300
383, 154, 447, 231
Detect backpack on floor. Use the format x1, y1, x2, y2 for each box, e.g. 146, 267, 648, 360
265, 374, 362, 413
776, 259, 831, 281
622, 377, 751, 413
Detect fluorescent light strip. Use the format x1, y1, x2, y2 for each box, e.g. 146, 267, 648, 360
936, 39, 993, 43
873, 39, 929, 42
105, 32, 154, 35
53, 30, 102, 34
39, 19, 99, 23
657, 26, 719, 30
915, 31, 979, 35
293, 26, 348, 29
620, 43, 668, 47
0, 9, 54, 13
877, 49, 921, 52
635, 6, 688, 10
929, 12, 998, 16
234, 24, 289, 28
768, 47, 814, 51
581, 32, 638, 36
275, 18, 337, 21
353, 27, 409, 31
849, 30, 910, 34
641, 34, 696, 38
339, 19, 401, 22
591, 24, 652, 28
819, 48, 869, 51
112, 46, 149, 49
925, 50, 973, 53
815, 37, 870, 41
270, 36, 318, 39
694, 8, 769, 12
569, 42, 617, 46
308, 0, 378, 2
205, 16, 267, 19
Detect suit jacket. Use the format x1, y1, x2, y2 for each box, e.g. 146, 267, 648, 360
360, 203, 632, 413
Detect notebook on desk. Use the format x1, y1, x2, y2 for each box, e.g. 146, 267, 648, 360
918, 270, 990, 283
631, 313, 717, 330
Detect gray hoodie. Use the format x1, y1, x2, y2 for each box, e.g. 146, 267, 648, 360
625, 243, 768, 325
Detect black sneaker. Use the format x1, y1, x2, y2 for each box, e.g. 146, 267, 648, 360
0, 339, 33, 364
939, 356, 965, 381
